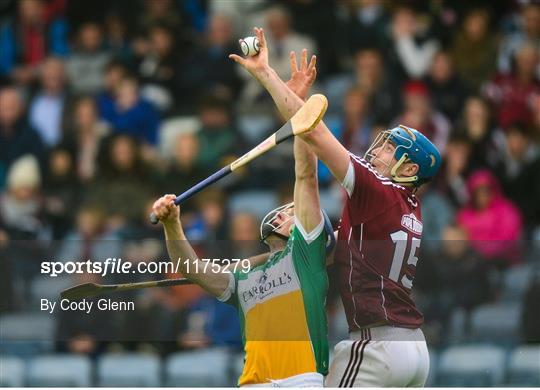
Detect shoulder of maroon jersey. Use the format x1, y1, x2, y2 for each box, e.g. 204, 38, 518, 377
350, 153, 407, 191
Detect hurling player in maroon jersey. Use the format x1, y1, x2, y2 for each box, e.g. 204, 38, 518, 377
231, 27, 442, 387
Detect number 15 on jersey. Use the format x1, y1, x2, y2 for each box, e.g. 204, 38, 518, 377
389, 230, 421, 289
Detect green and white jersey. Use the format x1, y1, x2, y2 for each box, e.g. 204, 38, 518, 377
218, 215, 329, 386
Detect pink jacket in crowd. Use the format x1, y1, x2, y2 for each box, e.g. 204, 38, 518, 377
457, 169, 523, 265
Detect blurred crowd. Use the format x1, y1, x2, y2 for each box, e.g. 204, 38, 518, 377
1, 0, 539, 356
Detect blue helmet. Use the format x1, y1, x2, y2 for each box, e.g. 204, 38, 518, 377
366, 125, 441, 186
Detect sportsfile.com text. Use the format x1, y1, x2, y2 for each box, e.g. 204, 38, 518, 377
41, 258, 252, 277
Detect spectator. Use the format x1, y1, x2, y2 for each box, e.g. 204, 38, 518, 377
56, 204, 122, 269
88, 134, 156, 226
240, 5, 315, 110
137, 0, 183, 34
96, 60, 129, 121
339, 0, 388, 54
115, 197, 168, 242
28, 57, 69, 147
265, 6, 316, 80
191, 189, 228, 241
493, 122, 540, 234
55, 272, 118, 357
425, 50, 469, 121
0, 0, 68, 82
334, 87, 373, 157
194, 96, 238, 172
43, 147, 80, 239
457, 169, 523, 268
278, 0, 340, 77
498, 3, 540, 78
325, 48, 399, 122
0, 155, 43, 239
419, 184, 455, 252
433, 135, 472, 207
176, 13, 243, 111
160, 132, 208, 196
101, 76, 160, 145
0, 86, 44, 187
103, 14, 132, 62
456, 96, 497, 170
386, 5, 440, 80
209, 0, 266, 38
451, 8, 498, 91
392, 80, 451, 153
178, 295, 242, 349
483, 43, 540, 128
135, 25, 178, 113
246, 109, 296, 189
416, 225, 491, 345
66, 22, 111, 95
229, 211, 264, 259
63, 96, 109, 182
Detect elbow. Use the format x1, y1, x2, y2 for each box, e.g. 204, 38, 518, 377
300, 131, 316, 144
301, 125, 326, 145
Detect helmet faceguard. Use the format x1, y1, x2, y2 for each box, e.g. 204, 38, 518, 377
259, 202, 295, 245
260, 203, 336, 255
365, 125, 441, 186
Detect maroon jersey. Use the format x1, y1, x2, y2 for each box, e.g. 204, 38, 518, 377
336, 154, 424, 331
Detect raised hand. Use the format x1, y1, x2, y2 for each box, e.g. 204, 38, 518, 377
286, 49, 317, 101
229, 27, 270, 80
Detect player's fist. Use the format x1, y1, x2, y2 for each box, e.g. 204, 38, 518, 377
152, 194, 180, 226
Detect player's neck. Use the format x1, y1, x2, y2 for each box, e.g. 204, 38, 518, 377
266, 236, 287, 253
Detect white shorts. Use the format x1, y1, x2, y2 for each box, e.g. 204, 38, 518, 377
325, 326, 429, 387
241, 372, 324, 387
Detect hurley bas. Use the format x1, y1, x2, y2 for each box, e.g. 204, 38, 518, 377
41, 298, 135, 314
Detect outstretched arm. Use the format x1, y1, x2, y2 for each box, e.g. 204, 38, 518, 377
286, 50, 322, 232
230, 27, 350, 183
152, 195, 268, 298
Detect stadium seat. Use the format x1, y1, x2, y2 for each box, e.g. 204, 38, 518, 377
437, 345, 506, 386
425, 349, 438, 386
507, 345, 540, 386
0, 341, 54, 360
0, 313, 54, 358
470, 303, 522, 344
238, 115, 275, 144
27, 355, 91, 387
502, 264, 534, 302
447, 308, 467, 345
0, 313, 54, 340
97, 354, 161, 387
229, 191, 278, 219
166, 348, 229, 387
231, 353, 244, 385
0, 357, 25, 387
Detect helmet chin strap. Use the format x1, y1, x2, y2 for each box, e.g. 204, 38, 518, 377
390, 153, 418, 183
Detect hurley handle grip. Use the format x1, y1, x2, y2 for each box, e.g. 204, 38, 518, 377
150, 166, 231, 225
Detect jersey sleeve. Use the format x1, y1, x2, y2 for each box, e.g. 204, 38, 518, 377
216, 271, 238, 306
290, 213, 327, 271
341, 154, 400, 223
